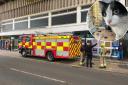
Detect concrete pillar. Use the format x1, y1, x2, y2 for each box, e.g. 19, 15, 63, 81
28, 16, 30, 29
48, 12, 52, 27
77, 6, 81, 24
12, 19, 15, 31
0, 27, 2, 32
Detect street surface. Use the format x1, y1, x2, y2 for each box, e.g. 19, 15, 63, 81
0, 53, 128, 85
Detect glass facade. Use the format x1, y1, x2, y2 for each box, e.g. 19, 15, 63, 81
15, 21, 28, 30
30, 18, 48, 28
81, 11, 88, 22
2, 24, 13, 32
1, 6, 90, 32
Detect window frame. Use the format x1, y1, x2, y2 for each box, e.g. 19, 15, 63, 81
80, 8, 89, 23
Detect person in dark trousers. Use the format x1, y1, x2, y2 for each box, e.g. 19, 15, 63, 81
8, 43, 11, 51
85, 40, 97, 68
118, 42, 124, 60
80, 39, 86, 66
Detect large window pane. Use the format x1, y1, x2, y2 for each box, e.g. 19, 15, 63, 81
30, 18, 48, 28
15, 21, 28, 30
2, 24, 13, 32
52, 13, 76, 25
81, 11, 87, 22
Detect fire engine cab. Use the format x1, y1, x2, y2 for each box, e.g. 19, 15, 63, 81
18, 34, 81, 61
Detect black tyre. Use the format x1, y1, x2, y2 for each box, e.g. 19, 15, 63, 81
46, 52, 54, 61
21, 50, 27, 57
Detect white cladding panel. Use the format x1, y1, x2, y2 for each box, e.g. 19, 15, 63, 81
0, 23, 88, 36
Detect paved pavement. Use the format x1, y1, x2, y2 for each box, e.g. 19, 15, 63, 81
0, 50, 128, 74
0, 50, 128, 85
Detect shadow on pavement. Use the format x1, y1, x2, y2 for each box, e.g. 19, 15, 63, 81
23, 55, 79, 64
118, 64, 128, 69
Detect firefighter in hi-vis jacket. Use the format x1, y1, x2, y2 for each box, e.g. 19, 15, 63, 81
99, 43, 107, 68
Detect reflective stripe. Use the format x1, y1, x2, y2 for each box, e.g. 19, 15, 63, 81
37, 46, 41, 49
51, 42, 56, 46
35, 49, 45, 56
58, 36, 61, 38
57, 39, 69, 42
41, 42, 46, 46
46, 46, 51, 49
33, 42, 36, 45
62, 36, 67, 38
63, 42, 69, 47
35, 40, 45, 42
58, 36, 70, 39
67, 36, 70, 38
46, 39, 56, 42
57, 51, 69, 56
57, 47, 63, 51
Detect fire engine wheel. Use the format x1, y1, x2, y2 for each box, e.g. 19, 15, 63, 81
46, 52, 55, 61
21, 50, 27, 57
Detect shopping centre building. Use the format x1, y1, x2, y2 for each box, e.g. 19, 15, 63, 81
0, 0, 128, 59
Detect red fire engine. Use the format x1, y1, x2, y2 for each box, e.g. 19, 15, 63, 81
18, 34, 81, 61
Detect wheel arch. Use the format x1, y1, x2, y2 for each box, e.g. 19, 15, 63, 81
45, 50, 55, 61
45, 50, 55, 57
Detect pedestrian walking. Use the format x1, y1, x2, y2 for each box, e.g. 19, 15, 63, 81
99, 43, 107, 68
85, 40, 97, 68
